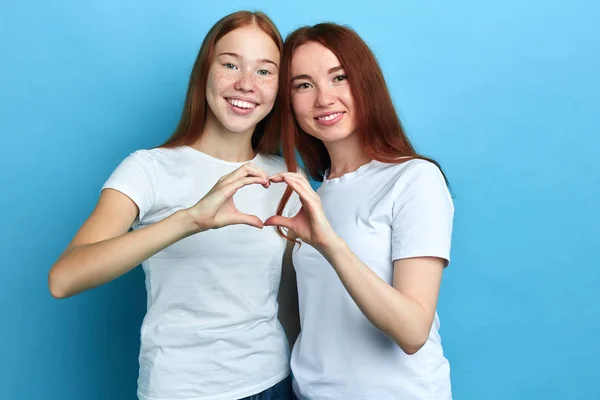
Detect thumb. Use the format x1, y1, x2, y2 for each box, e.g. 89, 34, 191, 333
264, 215, 294, 231
231, 212, 264, 229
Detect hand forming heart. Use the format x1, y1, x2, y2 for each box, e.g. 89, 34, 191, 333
186, 162, 271, 231
186, 163, 339, 252
264, 172, 339, 252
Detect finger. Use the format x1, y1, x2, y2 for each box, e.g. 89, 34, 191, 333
282, 175, 320, 203
220, 176, 269, 198
231, 212, 264, 229
269, 172, 313, 193
268, 171, 304, 181
237, 163, 270, 187
264, 215, 295, 231
221, 163, 269, 186
268, 174, 285, 183
268, 173, 308, 194
282, 173, 315, 193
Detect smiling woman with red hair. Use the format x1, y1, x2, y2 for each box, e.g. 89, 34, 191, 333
266, 23, 455, 400
49, 11, 297, 400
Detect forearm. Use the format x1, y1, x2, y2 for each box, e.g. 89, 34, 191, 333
321, 239, 431, 354
49, 210, 199, 298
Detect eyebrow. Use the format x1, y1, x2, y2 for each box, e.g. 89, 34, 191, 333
217, 52, 278, 68
291, 65, 344, 81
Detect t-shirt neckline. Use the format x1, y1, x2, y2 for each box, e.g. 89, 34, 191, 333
181, 145, 262, 167
321, 159, 379, 186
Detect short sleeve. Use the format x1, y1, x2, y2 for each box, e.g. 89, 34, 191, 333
391, 161, 454, 265
102, 150, 156, 224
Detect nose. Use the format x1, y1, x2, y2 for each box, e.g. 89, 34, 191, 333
234, 70, 255, 92
314, 85, 335, 107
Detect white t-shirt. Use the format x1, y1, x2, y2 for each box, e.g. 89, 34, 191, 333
102, 146, 298, 400
291, 158, 454, 400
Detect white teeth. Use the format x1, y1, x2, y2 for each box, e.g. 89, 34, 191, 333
317, 112, 342, 121
228, 99, 256, 109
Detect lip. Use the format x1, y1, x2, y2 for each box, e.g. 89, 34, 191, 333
226, 96, 259, 104
225, 97, 259, 116
314, 111, 345, 126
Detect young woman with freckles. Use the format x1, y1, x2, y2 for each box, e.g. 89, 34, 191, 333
265, 23, 455, 400
48, 11, 299, 400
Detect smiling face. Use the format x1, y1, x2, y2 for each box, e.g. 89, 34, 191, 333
205, 24, 280, 136
290, 41, 357, 144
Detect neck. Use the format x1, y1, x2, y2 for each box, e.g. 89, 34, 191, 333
323, 134, 372, 179
189, 110, 256, 162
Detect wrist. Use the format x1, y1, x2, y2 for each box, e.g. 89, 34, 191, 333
173, 208, 207, 237
318, 234, 347, 260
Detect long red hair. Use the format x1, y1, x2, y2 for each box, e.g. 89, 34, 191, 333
272, 23, 447, 226
160, 11, 283, 154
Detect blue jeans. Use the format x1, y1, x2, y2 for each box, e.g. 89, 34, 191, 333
240, 375, 295, 400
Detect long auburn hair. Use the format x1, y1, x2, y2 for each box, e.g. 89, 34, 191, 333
160, 11, 283, 154
272, 23, 448, 228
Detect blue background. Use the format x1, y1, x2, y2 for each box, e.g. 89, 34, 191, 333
1, 1, 598, 399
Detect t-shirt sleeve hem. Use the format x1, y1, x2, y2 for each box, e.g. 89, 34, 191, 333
101, 183, 146, 223
392, 249, 451, 266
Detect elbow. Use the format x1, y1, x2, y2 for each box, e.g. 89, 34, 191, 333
392, 331, 428, 355
48, 266, 70, 299
400, 340, 426, 355
49, 287, 68, 299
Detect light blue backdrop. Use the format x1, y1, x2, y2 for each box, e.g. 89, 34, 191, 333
2, 1, 598, 399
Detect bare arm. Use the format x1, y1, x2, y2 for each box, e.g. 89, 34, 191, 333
265, 172, 446, 355
321, 239, 444, 354
49, 163, 271, 299
277, 238, 301, 348
48, 189, 198, 298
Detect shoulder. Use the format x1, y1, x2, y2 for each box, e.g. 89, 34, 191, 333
131, 147, 184, 163
371, 158, 450, 202
380, 158, 443, 180
368, 158, 446, 190
111, 147, 198, 183
126, 146, 196, 172
109, 149, 155, 176
384, 159, 453, 212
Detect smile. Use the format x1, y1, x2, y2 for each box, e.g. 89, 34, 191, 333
227, 98, 257, 109
315, 112, 344, 121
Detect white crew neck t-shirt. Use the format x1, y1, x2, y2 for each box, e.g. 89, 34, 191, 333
102, 146, 299, 400
291, 158, 454, 400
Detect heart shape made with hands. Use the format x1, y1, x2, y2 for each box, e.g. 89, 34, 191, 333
219, 169, 334, 250
248, 174, 297, 223
231, 172, 306, 228
261, 173, 319, 237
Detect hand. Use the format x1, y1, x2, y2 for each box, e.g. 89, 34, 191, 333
188, 163, 270, 231
264, 172, 339, 252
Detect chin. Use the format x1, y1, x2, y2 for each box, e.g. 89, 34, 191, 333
224, 122, 258, 134
314, 131, 354, 144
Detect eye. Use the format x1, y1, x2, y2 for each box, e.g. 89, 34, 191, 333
295, 82, 312, 90
224, 63, 238, 70
333, 74, 348, 82
257, 69, 271, 76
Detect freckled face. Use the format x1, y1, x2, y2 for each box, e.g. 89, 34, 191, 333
205, 25, 280, 135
